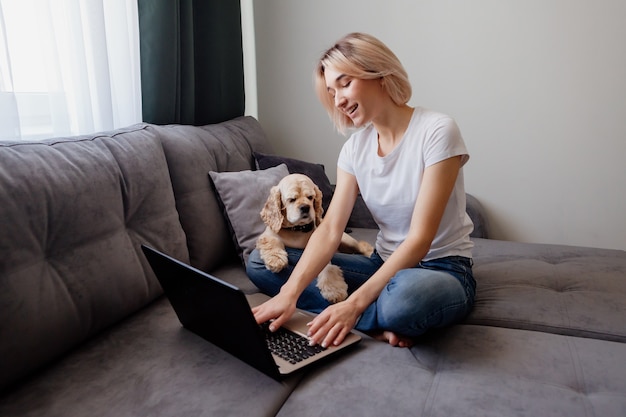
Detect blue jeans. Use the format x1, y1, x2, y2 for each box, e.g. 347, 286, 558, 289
246, 248, 476, 337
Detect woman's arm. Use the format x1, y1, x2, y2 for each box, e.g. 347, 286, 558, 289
251, 168, 359, 330
307, 155, 463, 347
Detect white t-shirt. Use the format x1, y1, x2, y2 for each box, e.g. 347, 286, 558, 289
338, 107, 474, 261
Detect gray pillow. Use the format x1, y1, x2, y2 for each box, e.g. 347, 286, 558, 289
209, 164, 290, 265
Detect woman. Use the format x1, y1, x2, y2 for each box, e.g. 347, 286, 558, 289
246, 32, 475, 348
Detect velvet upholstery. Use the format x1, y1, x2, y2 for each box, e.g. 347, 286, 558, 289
0, 125, 188, 391
1, 117, 624, 416
466, 193, 489, 238
155, 117, 274, 272
0, 298, 302, 417
277, 325, 626, 417
468, 238, 626, 342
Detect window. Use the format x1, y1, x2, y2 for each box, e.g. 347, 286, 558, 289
0, 0, 142, 141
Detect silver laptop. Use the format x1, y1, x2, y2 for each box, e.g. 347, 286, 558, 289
141, 245, 361, 380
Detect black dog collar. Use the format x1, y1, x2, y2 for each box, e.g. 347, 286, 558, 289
284, 223, 314, 233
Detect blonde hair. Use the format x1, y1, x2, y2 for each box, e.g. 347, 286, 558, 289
314, 32, 412, 134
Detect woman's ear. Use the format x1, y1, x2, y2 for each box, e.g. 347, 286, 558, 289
260, 186, 284, 233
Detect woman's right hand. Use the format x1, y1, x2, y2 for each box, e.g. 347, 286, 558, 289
251, 290, 297, 332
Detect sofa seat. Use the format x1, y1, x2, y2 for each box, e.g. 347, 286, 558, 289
3, 289, 625, 417
468, 238, 626, 342
0, 295, 303, 417
276, 325, 626, 417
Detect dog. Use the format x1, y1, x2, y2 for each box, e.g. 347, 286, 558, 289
256, 173, 374, 303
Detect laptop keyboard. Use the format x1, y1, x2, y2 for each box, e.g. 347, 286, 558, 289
262, 322, 326, 364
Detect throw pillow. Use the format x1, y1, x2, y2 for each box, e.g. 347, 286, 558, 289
209, 163, 290, 265
254, 152, 334, 213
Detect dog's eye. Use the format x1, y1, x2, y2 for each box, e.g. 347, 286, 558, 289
307, 196, 314, 201
288, 198, 296, 203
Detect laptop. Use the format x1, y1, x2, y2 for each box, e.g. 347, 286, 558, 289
141, 245, 361, 380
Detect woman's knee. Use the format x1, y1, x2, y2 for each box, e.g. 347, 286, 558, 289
376, 269, 471, 336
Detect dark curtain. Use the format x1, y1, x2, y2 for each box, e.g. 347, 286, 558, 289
137, 0, 245, 125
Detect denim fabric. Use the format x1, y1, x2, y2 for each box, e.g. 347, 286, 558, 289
246, 248, 476, 337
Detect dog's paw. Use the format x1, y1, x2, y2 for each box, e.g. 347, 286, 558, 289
316, 264, 348, 303
262, 251, 288, 273
358, 241, 374, 257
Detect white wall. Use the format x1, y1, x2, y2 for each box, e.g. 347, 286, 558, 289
252, 0, 626, 251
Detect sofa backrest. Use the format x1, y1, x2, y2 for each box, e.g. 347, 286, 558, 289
0, 125, 188, 390
155, 116, 274, 272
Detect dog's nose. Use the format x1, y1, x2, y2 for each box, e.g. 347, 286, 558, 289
299, 205, 310, 214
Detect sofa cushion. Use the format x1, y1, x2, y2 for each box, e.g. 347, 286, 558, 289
0, 124, 188, 390
277, 325, 626, 417
468, 238, 626, 342
155, 116, 275, 272
209, 164, 290, 265
0, 297, 304, 416
466, 193, 489, 238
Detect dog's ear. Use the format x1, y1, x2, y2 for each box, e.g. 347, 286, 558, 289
313, 184, 324, 226
260, 185, 284, 233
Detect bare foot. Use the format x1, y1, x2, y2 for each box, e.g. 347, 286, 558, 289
370, 331, 414, 348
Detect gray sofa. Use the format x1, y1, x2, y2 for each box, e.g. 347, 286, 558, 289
1, 116, 625, 416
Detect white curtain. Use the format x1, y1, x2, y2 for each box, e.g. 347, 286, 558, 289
0, 0, 142, 141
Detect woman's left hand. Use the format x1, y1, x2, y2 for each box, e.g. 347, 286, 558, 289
306, 300, 361, 348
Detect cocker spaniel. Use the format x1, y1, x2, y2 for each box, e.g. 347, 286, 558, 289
256, 173, 373, 303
